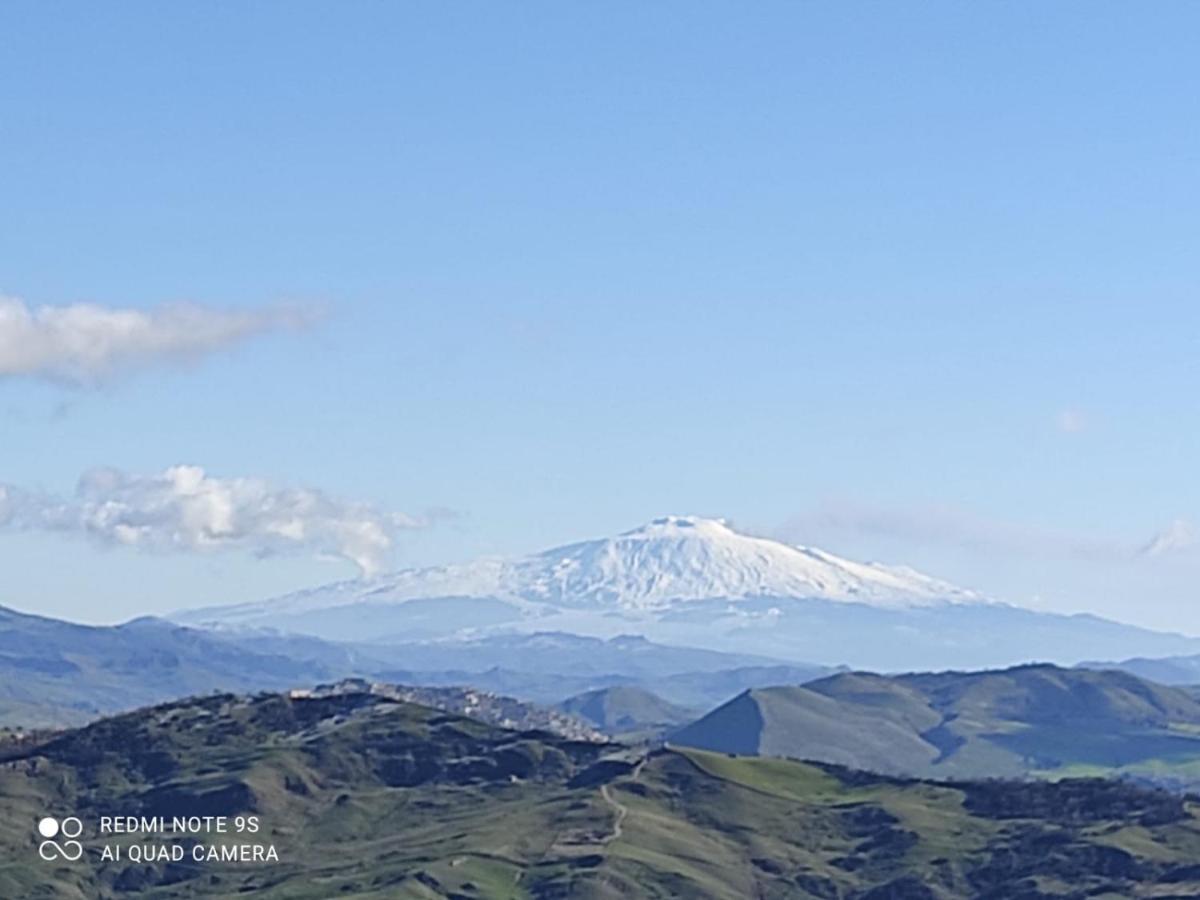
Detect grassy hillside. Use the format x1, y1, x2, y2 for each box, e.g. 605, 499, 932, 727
4, 688, 1200, 897
673, 663, 1200, 789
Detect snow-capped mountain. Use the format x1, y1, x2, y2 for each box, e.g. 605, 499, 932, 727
176, 515, 983, 627
506, 516, 982, 610
174, 516, 1200, 671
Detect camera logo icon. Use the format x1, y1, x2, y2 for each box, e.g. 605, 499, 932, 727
37, 816, 84, 862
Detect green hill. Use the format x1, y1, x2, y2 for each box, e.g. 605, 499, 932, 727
557, 685, 695, 739
5, 687, 1200, 897
672, 663, 1200, 789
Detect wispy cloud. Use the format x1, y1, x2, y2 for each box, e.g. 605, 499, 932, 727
0, 296, 314, 386
0, 465, 420, 576
1141, 519, 1198, 558
779, 501, 1150, 564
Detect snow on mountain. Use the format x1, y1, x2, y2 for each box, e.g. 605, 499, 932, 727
176, 515, 984, 628
507, 516, 980, 610
172, 517, 1200, 671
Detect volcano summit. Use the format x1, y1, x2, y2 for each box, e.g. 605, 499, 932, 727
174, 517, 1200, 670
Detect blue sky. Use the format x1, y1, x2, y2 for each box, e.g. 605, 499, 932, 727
2, 2, 1199, 629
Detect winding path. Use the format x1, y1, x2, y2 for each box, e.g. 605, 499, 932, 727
599, 758, 645, 844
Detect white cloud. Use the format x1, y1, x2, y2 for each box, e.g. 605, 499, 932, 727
0, 296, 313, 385
1, 465, 419, 576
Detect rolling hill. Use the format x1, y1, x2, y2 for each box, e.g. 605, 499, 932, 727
672, 663, 1200, 790
557, 685, 695, 740
5, 688, 1200, 897
0, 606, 340, 727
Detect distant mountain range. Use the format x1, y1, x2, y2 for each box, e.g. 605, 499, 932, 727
1080, 652, 1200, 686
0, 605, 336, 727
672, 664, 1200, 791
4, 685, 1200, 898
0, 604, 831, 727
172, 516, 1200, 670
11, 515, 1200, 738
19, 588, 1200, 792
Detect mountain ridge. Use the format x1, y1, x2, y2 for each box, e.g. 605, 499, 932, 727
0, 603, 833, 727
174, 515, 986, 629
671, 663, 1200, 790
169, 516, 1200, 670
